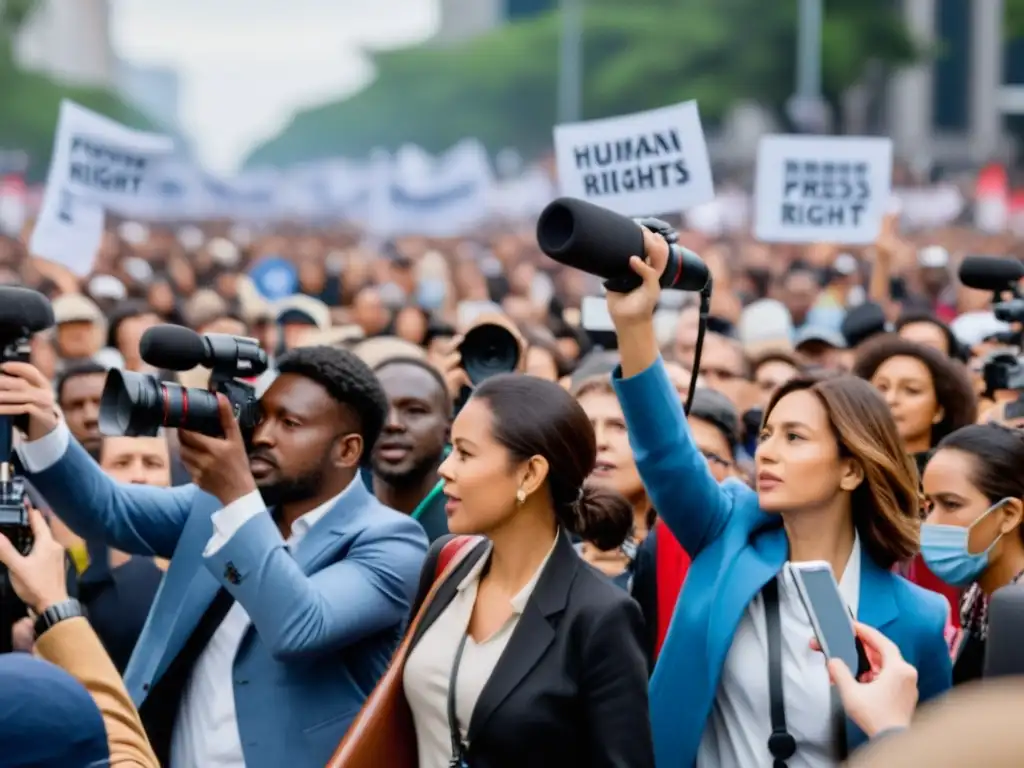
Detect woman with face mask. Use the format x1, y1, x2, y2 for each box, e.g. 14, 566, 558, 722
607, 229, 951, 768
921, 423, 1024, 685
853, 335, 978, 628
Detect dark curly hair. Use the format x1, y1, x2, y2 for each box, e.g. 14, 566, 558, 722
851, 334, 978, 448
275, 345, 389, 454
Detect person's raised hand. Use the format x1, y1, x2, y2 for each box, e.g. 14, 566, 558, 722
177, 394, 257, 506
822, 622, 919, 737
0, 361, 61, 440
0, 507, 69, 614
438, 341, 472, 399
605, 226, 670, 331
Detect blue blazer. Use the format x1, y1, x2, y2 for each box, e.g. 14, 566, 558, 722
612, 358, 952, 767
27, 435, 428, 768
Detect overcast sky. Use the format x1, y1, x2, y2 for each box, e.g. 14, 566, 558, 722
110, 0, 438, 174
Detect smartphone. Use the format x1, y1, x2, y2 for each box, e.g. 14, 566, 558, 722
787, 561, 869, 677
1004, 398, 1024, 421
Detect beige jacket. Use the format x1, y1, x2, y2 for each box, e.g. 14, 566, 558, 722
34, 617, 159, 768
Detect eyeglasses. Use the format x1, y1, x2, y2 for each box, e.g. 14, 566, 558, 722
700, 449, 733, 468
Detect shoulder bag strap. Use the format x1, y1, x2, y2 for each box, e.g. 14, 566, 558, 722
764, 577, 797, 768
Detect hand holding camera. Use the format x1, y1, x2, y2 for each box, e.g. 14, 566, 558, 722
604, 226, 672, 331
177, 394, 258, 506
0, 506, 69, 615
0, 361, 60, 440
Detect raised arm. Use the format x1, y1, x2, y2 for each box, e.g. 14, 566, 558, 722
606, 229, 729, 557
203, 493, 428, 659
5, 362, 190, 558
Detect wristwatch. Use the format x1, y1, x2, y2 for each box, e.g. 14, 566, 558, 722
33, 598, 85, 639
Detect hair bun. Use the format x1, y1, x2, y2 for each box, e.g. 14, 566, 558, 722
573, 483, 635, 552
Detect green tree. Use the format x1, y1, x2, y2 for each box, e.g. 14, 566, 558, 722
0, 0, 154, 181
245, 0, 921, 169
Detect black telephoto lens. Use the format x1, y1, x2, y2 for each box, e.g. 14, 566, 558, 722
99, 370, 225, 438
458, 324, 520, 385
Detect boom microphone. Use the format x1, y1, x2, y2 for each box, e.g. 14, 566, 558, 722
0, 287, 54, 340
140, 324, 268, 375
958, 256, 1024, 293
140, 324, 207, 371
536, 197, 710, 293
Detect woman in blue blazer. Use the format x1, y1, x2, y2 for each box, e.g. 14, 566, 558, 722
607, 230, 952, 767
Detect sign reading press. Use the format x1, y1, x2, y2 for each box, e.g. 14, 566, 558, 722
754, 135, 893, 244
554, 101, 715, 217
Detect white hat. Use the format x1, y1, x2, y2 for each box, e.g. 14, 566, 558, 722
918, 245, 950, 269
950, 311, 1010, 348
737, 299, 793, 350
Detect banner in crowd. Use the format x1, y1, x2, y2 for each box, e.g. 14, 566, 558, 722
753, 134, 893, 244
30, 100, 175, 276
553, 100, 715, 217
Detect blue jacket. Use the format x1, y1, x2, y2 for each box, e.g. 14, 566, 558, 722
25, 433, 428, 768
612, 358, 951, 767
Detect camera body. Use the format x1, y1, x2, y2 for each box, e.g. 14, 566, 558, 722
99, 330, 268, 439
983, 350, 1024, 395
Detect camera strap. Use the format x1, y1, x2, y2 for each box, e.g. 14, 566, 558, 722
764, 577, 797, 768
764, 576, 850, 766
447, 632, 471, 768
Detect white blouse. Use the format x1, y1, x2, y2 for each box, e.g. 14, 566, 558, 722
696, 533, 862, 768
403, 535, 559, 768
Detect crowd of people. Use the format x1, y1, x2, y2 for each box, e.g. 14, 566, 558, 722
0, 191, 1022, 766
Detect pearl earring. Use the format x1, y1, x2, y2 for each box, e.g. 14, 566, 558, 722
516, 488, 526, 505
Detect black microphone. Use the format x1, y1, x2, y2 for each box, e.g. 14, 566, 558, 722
536, 197, 709, 293
958, 256, 1024, 292
0, 287, 55, 341
140, 324, 268, 376
140, 324, 207, 371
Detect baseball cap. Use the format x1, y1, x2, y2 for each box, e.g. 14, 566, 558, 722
0, 654, 110, 767
52, 294, 105, 326
275, 294, 330, 331
737, 299, 794, 352
918, 245, 950, 269
794, 325, 848, 350
689, 388, 740, 454
833, 253, 858, 276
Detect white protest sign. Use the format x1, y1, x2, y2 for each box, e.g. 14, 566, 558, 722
30, 100, 175, 276
554, 101, 715, 217
753, 135, 893, 244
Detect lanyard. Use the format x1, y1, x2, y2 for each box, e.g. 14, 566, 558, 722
447, 632, 471, 767
411, 479, 445, 522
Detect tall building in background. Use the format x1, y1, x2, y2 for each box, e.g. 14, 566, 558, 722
14, 0, 115, 88
115, 61, 182, 133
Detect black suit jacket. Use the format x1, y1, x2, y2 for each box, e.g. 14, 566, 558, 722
409, 531, 655, 768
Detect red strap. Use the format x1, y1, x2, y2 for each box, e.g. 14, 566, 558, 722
435, 535, 476, 581
654, 524, 691, 660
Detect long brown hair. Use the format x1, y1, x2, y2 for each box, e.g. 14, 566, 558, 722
764, 375, 920, 568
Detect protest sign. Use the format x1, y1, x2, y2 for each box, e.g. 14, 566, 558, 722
30, 100, 174, 276
554, 101, 715, 217
753, 135, 893, 244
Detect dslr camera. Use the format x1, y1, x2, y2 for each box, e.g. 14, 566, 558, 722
99, 324, 269, 439
983, 350, 1024, 395
0, 286, 55, 652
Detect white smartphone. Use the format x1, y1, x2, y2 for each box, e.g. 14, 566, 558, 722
786, 561, 866, 677
580, 295, 614, 333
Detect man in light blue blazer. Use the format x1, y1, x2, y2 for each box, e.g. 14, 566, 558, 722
6, 347, 428, 768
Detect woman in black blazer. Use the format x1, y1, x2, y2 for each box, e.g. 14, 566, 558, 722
402, 373, 654, 768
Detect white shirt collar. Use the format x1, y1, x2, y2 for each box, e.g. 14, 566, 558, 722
837, 529, 862, 615
287, 473, 361, 546
457, 531, 561, 615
